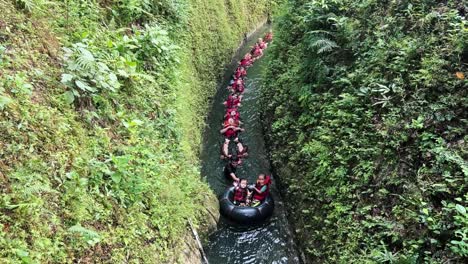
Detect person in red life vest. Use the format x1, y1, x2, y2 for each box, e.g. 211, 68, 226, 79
224, 156, 242, 183
222, 117, 243, 139
223, 94, 241, 108
251, 174, 271, 207
231, 78, 245, 94
251, 43, 263, 60
235, 67, 247, 79
220, 123, 244, 139
234, 137, 248, 158
224, 109, 240, 121
258, 37, 267, 49
239, 53, 253, 67
264, 31, 273, 42
233, 178, 252, 206
223, 117, 241, 128
220, 138, 231, 160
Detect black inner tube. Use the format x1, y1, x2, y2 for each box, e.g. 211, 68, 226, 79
219, 186, 274, 225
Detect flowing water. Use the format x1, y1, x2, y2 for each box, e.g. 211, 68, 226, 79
200, 26, 301, 264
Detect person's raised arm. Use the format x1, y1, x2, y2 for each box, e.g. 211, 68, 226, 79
230, 172, 239, 182
220, 127, 230, 134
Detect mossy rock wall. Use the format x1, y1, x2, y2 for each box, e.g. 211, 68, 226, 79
0, 0, 269, 262
262, 0, 467, 263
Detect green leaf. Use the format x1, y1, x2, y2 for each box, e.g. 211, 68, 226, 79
111, 173, 121, 184
14, 249, 29, 258
61, 73, 74, 84
455, 204, 466, 215
0, 95, 13, 110
63, 91, 75, 104
75, 80, 95, 92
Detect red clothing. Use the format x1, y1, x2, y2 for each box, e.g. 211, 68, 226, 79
235, 67, 247, 79
223, 119, 239, 128
240, 58, 252, 67
253, 48, 263, 57
253, 176, 271, 201
259, 41, 267, 49
236, 84, 245, 93
232, 80, 245, 93
233, 187, 248, 203
226, 106, 238, 112
225, 95, 240, 108
224, 128, 238, 138
225, 111, 240, 120
225, 98, 240, 108
253, 183, 269, 201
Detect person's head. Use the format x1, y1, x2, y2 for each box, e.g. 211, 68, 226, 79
230, 110, 237, 116
227, 117, 235, 125
257, 174, 266, 185
258, 38, 263, 43
239, 178, 248, 188
230, 155, 241, 167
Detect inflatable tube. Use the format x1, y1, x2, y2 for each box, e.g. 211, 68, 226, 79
219, 186, 274, 225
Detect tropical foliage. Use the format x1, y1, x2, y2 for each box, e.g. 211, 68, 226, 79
262, 0, 467, 262
0, 0, 270, 262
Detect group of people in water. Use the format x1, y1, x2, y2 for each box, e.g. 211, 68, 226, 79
220, 31, 273, 208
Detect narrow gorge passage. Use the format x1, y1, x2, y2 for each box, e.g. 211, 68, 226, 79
200, 26, 301, 264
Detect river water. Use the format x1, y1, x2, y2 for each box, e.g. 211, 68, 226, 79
200, 26, 301, 264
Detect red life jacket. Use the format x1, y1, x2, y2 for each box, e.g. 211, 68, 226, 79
226, 111, 240, 120
235, 68, 246, 79
240, 59, 250, 67
225, 98, 239, 108
233, 187, 248, 202
233, 78, 243, 86
236, 84, 245, 93
259, 42, 267, 49
253, 48, 263, 57
224, 128, 237, 138
253, 176, 271, 201
223, 119, 239, 128
265, 33, 273, 42
226, 107, 238, 113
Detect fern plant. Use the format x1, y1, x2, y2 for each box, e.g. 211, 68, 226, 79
68, 224, 101, 246
61, 41, 121, 104
309, 37, 339, 53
